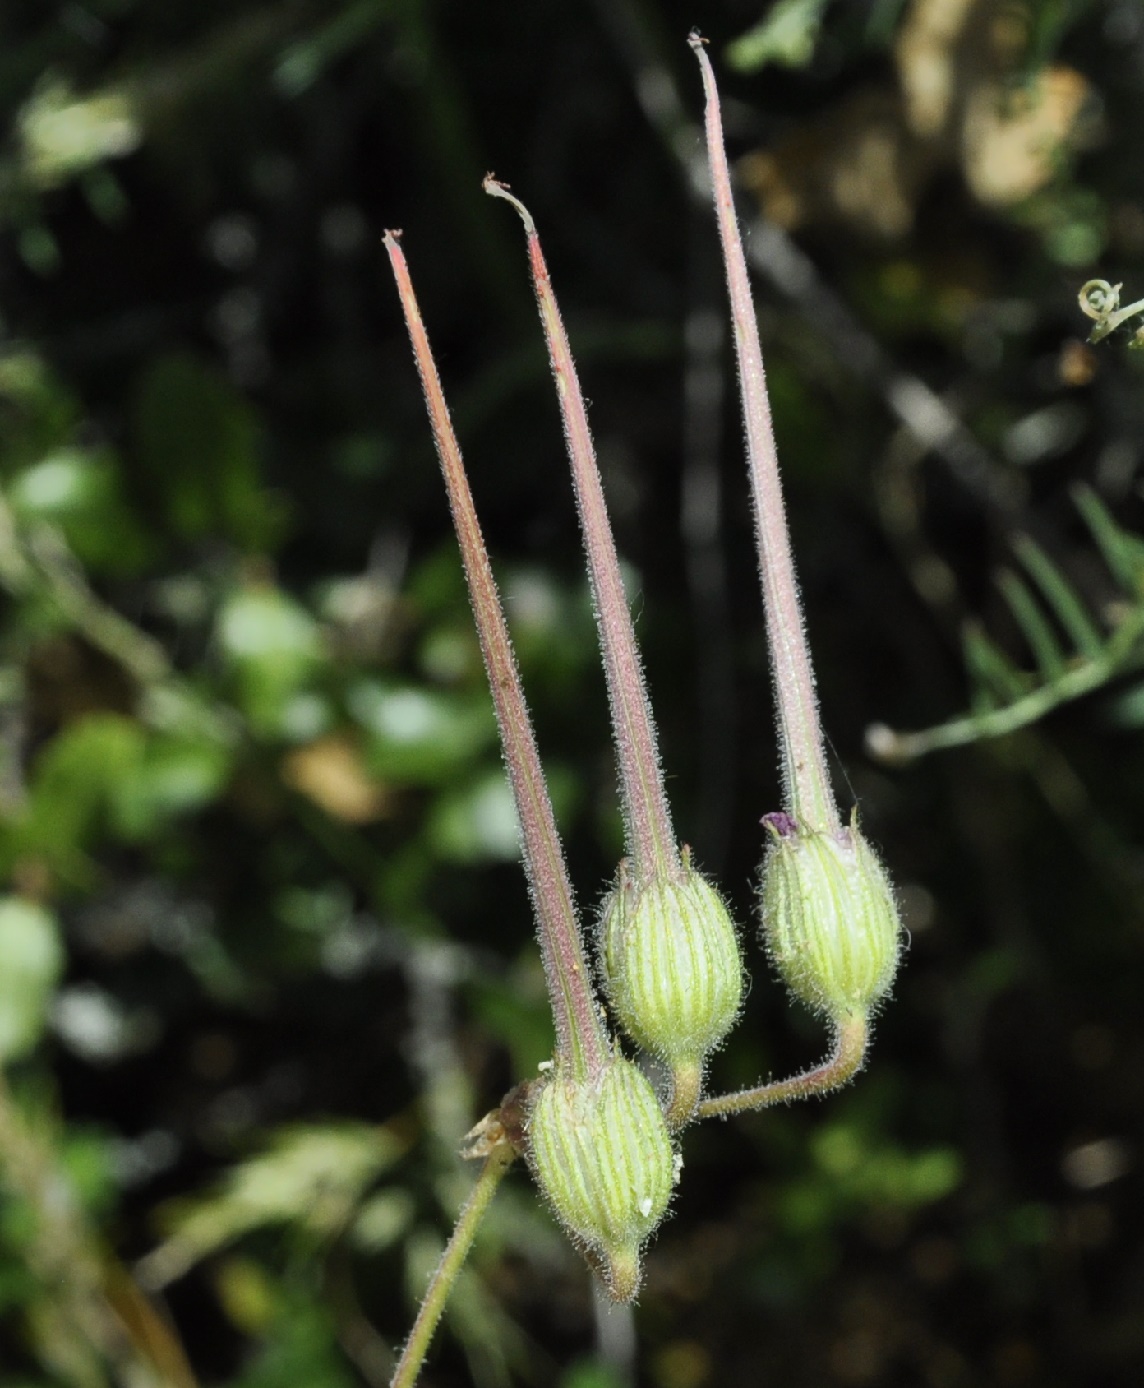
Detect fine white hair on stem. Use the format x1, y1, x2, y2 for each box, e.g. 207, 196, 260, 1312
688, 33, 839, 836
484, 174, 681, 885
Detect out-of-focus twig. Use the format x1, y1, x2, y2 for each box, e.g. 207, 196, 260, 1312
0, 1070, 197, 1388
591, 0, 1020, 518
0, 493, 238, 746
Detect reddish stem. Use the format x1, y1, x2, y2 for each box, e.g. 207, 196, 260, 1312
689, 35, 839, 835
484, 177, 680, 882
696, 1013, 867, 1119
385, 230, 607, 1080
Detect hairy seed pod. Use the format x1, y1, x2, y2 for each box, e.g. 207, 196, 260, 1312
527, 1057, 675, 1301
761, 815, 901, 1021
601, 863, 742, 1077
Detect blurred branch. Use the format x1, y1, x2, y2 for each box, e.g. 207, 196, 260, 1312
591, 0, 1020, 519
6, 2, 314, 201
867, 488, 1144, 761
0, 1070, 197, 1388
0, 492, 238, 746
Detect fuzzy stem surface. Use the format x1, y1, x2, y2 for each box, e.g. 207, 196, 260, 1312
485, 177, 680, 882
385, 230, 607, 1080
696, 1013, 867, 1119
664, 1059, 702, 1131
690, 35, 839, 835
389, 1144, 515, 1388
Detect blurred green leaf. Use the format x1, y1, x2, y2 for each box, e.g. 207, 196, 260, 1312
779, 1121, 961, 1234
561, 1361, 627, 1388
349, 678, 495, 786
59, 1128, 117, 1221
349, 1187, 417, 1252
17, 78, 140, 189
0, 351, 78, 461
1105, 678, 1144, 729
274, 0, 392, 98
726, 0, 831, 72
132, 353, 285, 550
0, 898, 64, 1062
223, 1285, 357, 1388
468, 967, 554, 1079
962, 623, 1029, 708
8, 448, 156, 575
139, 1124, 406, 1289
112, 728, 233, 837
1074, 484, 1144, 596
6, 711, 232, 877
997, 570, 1065, 681
428, 768, 519, 862
1014, 534, 1104, 659
218, 584, 324, 737
13, 713, 147, 878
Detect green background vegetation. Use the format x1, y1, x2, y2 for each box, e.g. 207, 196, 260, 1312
2, 1, 1144, 1385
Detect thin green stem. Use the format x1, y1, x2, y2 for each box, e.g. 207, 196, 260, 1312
484, 177, 679, 882
689, 35, 839, 835
385, 230, 607, 1080
866, 605, 1144, 764
664, 1060, 702, 1132
389, 1144, 515, 1388
696, 1012, 867, 1119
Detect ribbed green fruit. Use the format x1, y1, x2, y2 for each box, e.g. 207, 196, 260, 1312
527, 1057, 675, 1301
601, 867, 742, 1069
761, 819, 901, 1021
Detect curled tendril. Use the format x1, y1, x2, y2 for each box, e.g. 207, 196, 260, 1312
1078, 278, 1144, 344
1078, 278, 1120, 320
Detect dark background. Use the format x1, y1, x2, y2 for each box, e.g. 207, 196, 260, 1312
2, 1, 1144, 1385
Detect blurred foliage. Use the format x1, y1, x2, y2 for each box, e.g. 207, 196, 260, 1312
868, 484, 1144, 758
2, 1, 1144, 1386
726, 0, 833, 72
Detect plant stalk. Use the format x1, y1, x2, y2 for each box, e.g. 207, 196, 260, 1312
389, 1144, 515, 1388
484, 177, 680, 882
696, 1013, 867, 1119
689, 34, 839, 835
385, 230, 608, 1080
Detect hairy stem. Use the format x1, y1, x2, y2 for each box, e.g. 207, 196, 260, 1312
664, 1059, 702, 1131
696, 1013, 868, 1119
485, 177, 679, 882
385, 230, 607, 1080
689, 34, 838, 835
389, 1144, 515, 1388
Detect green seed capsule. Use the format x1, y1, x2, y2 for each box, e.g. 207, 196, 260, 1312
761, 815, 901, 1021
601, 863, 742, 1078
527, 1057, 675, 1301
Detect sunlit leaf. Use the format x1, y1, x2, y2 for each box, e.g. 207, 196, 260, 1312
217, 585, 324, 736
138, 1124, 406, 1289
726, 0, 831, 72
0, 898, 64, 1062
348, 679, 495, 786
112, 729, 233, 838
9, 449, 156, 575
15, 714, 147, 877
